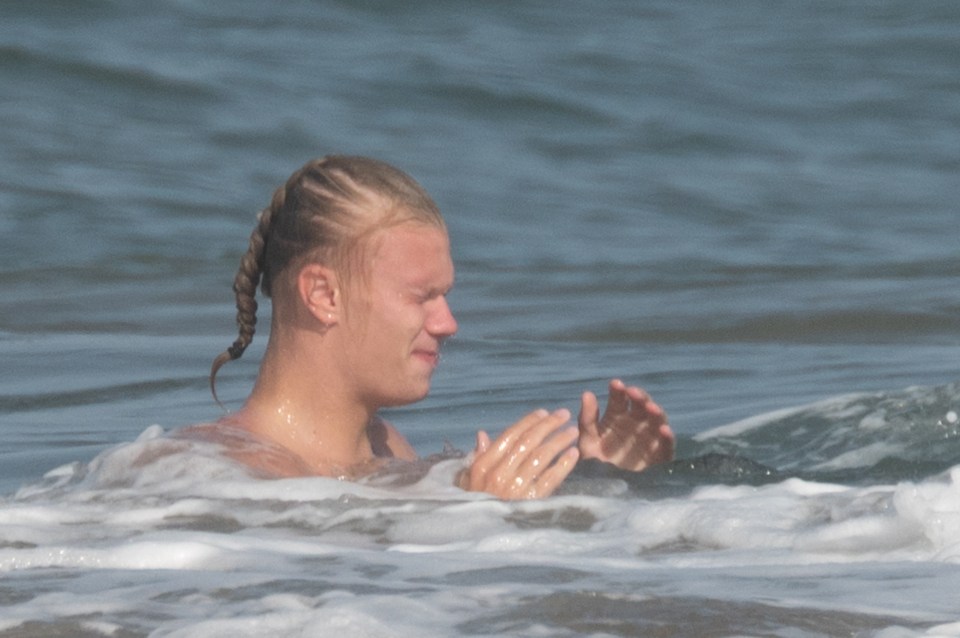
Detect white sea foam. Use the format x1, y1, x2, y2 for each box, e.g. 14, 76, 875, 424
811, 440, 903, 471
3, 423, 960, 635
694, 393, 871, 441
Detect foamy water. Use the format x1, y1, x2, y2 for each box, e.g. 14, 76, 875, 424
3, 384, 960, 636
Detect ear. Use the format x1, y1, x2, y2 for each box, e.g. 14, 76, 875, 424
297, 263, 341, 325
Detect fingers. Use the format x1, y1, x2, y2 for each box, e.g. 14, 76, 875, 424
603, 378, 630, 420
627, 386, 663, 422
577, 390, 602, 460
523, 444, 578, 497
604, 379, 666, 428
586, 378, 676, 471
618, 422, 673, 470
508, 425, 579, 498
657, 424, 676, 464
466, 409, 579, 500
608, 379, 662, 422
475, 430, 491, 455
493, 408, 566, 457
578, 391, 600, 435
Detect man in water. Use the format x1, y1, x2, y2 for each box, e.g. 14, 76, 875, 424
201, 156, 674, 498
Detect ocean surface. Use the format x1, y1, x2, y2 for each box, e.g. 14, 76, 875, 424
2, 1, 960, 635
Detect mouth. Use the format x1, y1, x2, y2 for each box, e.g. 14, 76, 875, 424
412, 349, 440, 367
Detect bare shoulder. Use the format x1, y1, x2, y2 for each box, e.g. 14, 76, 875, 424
368, 416, 418, 461
175, 421, 314, 479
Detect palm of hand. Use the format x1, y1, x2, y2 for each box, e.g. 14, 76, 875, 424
578, 380, 675, 472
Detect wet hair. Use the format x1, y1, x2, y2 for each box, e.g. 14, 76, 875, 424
209, 155, 445, 406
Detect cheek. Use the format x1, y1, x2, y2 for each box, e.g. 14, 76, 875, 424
367, 298, 422, 339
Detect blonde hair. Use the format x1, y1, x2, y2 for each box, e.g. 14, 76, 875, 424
210, 155, 445, 405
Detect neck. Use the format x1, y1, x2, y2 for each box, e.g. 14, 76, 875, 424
226, 330, 378, 476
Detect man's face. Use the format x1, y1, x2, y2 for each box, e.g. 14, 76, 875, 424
341, 222, 458, 408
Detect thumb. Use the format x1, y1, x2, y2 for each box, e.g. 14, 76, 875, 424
475, 430, 491, 455
579, 391, 600, 435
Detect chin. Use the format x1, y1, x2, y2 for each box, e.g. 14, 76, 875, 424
380, 383, 432, 408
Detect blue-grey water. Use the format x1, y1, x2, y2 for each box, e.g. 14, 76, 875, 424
2, 1, 960, 636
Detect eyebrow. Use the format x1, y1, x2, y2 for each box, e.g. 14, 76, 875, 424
412, 282, 453, 298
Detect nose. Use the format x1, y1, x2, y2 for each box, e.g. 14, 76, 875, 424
426, 295, 458, 338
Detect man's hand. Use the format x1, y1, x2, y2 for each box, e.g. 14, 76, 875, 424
460, 409, 579, 500
578, 379, 675, 472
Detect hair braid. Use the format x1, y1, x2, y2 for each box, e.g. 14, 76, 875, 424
208, 189, 282, 408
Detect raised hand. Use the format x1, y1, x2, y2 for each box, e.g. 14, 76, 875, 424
578, 379, 675, 472
460, 409, 579, 500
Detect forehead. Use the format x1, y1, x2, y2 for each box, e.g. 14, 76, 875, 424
368, 223, 454, 285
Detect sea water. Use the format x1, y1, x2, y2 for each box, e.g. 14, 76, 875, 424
2, 1, 960, 635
